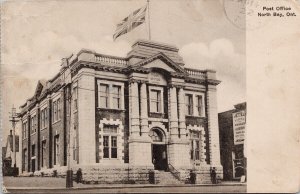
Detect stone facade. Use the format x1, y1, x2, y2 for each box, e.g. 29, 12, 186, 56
19, 40, 223, 183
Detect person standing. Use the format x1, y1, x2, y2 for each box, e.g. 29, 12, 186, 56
210, 167, 217, 184
76, 168, 82, 183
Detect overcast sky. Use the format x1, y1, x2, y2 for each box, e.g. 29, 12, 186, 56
1, 0, 245, 141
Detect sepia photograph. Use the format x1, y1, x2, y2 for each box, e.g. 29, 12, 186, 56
1, 0, 298, 193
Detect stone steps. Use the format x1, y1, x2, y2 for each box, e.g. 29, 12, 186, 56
156, 171, 184, 185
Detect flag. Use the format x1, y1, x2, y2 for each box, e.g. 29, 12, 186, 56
113, 5, 147, 40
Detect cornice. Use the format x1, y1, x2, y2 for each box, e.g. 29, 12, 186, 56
207, 79, 221, 86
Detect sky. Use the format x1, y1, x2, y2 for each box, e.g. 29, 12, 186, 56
1, 0, 246, 142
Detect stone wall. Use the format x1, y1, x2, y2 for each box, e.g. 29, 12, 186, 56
75, 165, 155, 184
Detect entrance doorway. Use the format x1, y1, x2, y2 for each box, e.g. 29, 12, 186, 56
149, 127, 168, 171
152, 144, 168, 171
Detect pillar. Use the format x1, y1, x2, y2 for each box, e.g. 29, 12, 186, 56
178, 87, 186, 140
206, 85, 222, 167
169, 86, 179, 139
140, 82, 149, 137
129, 80, 152, 167
77, 69, 96, 164
168, 85, 190, 169
129, 81, 140, 138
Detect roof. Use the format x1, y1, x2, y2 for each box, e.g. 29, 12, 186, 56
19, 40, 221, 114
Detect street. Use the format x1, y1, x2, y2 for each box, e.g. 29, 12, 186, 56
6, 186, 246, 193
3, 177, 246, 193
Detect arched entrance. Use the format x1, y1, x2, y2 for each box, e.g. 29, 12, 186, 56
149, 128, 168, 171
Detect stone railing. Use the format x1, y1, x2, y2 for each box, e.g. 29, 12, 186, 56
95, 54, 128, 66
185, 68, 207, 79
168, 163, 181, 181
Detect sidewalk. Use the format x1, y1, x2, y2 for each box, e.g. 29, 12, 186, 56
4, 179, 246, 190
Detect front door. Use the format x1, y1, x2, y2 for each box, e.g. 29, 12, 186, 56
152, 144, 168, 171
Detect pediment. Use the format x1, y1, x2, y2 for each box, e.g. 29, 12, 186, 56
34, 80, 47, 98
134, 53, 185, 74
144, 59, 176, 72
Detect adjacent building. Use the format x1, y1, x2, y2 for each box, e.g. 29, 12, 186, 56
19, 40, 223, 183
2, 130, 20, 176
218, 102, 246, 181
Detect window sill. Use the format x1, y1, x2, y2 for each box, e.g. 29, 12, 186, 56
102, 158, 119, 160
185, 115, 206, 119
31, 132, 37, 136
97, 108, 126, 112
150, 111, 164, 114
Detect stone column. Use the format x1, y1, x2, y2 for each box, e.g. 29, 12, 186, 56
168, 85, 190, 169
129, 80, 152, 167
129, 81, 140, 138
169, 86, 179, 139
206, 85, 222, 167
140, 82, 149, 137
178, 87, 186, 140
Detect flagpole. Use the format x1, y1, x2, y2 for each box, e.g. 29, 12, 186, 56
147, 0, 151, 40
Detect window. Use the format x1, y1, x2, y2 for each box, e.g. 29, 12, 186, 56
102, 125, 118, 159
111, 136, 117, 158
98, 81, 124, 110
103, 136, 109, 158
185, 94, 193, 115
54, 136, 59, 165
99, 84, 109, 108
53, 101, 57, 122
23, 122, 28, 139
32, 144, 36, 157
45, 108, 48, 127
31, 117, 34, 133
150, 90, 161, 113
103, 125, 118, 133
112, 85, 121, 109
73, 87, 78, 111
57, 99, 61, 120
41, 141, 46, 167
41, 108, 48, 129
34, 115, 37, 132
196, 95, 203, 117
53, 98, 61, 123
31, 115, 37, 133
41, 109, 44, 128
190, 131, 201, 161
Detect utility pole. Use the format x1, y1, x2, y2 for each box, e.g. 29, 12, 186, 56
61, 54, 73, 188
9, 105, 20, 176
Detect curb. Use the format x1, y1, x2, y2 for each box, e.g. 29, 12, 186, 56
6, 183, 246, 190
